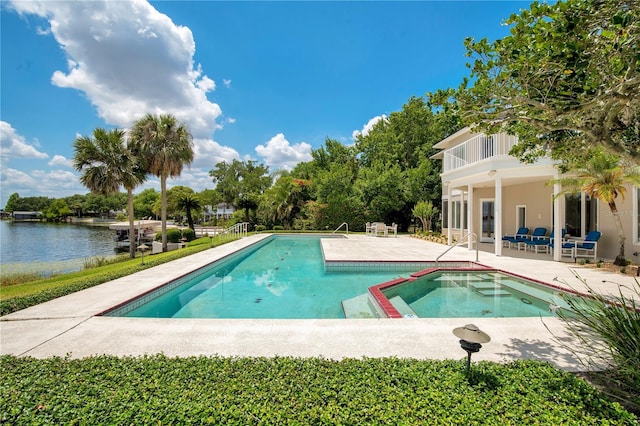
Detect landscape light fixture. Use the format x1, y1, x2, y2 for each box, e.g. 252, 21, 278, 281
137, 244, 149, 265
453, 324, 491, 375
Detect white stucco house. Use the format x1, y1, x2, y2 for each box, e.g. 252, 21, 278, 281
431, 127, 639, 263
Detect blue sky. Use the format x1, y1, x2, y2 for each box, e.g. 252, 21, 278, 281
1, 1, 528, 208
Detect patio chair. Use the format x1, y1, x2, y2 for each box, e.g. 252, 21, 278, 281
386, 223, 398, 237
525, 228, 564, 254
562, 231, 602, 260
517, 227, 547, 250
502, 227, 529, 248
365, 222, 374, 236
374, 222, 388, 237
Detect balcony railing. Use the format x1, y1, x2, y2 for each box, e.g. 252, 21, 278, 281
442, 134, 519, 172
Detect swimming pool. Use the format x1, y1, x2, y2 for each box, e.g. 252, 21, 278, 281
372, 270, 573, 318
105, 235, 426, 319
104, 235, 575, 319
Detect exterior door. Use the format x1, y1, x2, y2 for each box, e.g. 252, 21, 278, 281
481, 199, 495, 242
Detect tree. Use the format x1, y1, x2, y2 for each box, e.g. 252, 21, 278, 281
73, 128, 146, 258
43, 199, 72, 221
413, 200, 439, 232
64, 194, 87, 218
130, 113, 194, 252
259, 175, 312, 229
209, 160, 270, 223
4, 193, 20, 212
354, 96, 453, 229
458, 0, 639, 167
552, 149, 640, 265
167, 186, 202, 231
133, 188, 160, 219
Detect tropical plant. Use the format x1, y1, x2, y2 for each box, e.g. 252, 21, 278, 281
167, 186, 202, 231
553, 273, 640, 412
551, 149, 640, 266
73, 128, 146, 258
413, 200, 439, 232
130, 114, 194, 252
458, 0, 639, 167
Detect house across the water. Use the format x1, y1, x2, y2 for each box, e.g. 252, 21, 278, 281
12, 211, 43, 221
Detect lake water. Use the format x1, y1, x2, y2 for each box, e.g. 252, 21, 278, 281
0, 220, 120, 276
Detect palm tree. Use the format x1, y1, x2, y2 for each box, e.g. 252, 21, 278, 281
73, 128, 147, 258
167, 186, 202, 231
130, 114, 194, 252
176, 192, 202, 231
553, 149, 640, 266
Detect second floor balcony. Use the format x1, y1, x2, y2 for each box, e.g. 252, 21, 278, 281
442, 133, 519, 173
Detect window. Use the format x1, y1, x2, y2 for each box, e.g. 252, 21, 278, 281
451, 200, 468, 229
516, 205, 527, 229
453, 201, 461, 229
565, 193, 598, 238
442, 200, 448, 228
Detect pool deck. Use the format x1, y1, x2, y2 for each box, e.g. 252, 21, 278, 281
1, 234, 637, 371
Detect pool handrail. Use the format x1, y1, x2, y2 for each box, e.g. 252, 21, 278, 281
333, 222, 349, 234
435, 232, 478, 265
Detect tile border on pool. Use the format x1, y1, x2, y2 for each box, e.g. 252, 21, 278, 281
323, 260, 483, 272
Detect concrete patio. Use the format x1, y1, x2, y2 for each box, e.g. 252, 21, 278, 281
1, 234, 637, 371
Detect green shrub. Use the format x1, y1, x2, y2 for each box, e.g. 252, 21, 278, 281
0, 356, 635, 424
555, 274, 640, 412
155, 228, 195, 243
273, 225, 284, 231
181, 228, 195, 241
254, 225, 266, 232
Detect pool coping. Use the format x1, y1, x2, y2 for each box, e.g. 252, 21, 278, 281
1, 234, 637, 371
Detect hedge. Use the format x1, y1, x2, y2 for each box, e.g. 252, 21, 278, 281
0, 356, 635, 424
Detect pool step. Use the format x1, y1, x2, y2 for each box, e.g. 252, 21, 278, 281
475, 288, 512, 297
341, 294, 381, 319
468, 282, 512, 297
388, 296, 419, 318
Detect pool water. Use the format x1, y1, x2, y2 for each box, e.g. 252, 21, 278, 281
110, 235, 411, 319
105, 235, 574, 319
380, 271, 571, 318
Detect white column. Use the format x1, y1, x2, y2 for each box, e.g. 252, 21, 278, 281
494, 176, 503, 256
553, 180, 563, 261
460, 190, 466, 240
467, 184, 474, 250
447, 185, 453, 245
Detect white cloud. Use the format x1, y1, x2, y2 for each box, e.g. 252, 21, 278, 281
223, 79, 232, 88
192, 138, 239, 169
255, 133, 312, 171
352, 115, 387, 140
0, 121, 49, 161
10, 0, 222, 140
227, 117, 236, 124
1, 167, 85, 201
48, 155, 73, 168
